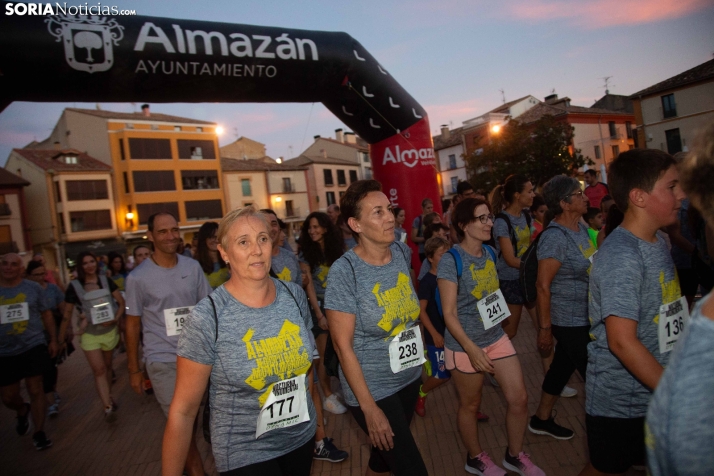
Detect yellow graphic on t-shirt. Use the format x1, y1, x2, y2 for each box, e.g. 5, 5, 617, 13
468, 260, 499, 300
372, 272, 420, 338
316, 265, 329, 289
514, 225, 531, 257
578, 243, 597, 274
0, 293, 29, 335
653, 270, 682, 325
243, 319, 311, 406
275, 267, 292, 283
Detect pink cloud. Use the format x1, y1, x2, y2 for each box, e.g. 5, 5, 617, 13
507, 0, 711, 29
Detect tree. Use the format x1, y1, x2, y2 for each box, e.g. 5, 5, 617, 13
464, 115, 591, 193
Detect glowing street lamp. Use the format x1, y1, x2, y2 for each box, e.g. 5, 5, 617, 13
215, 126, 224, 135
491, 124, 501, 134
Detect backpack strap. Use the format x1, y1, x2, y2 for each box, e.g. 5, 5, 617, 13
483, 244, 497, 263
276, 279, 304, 321
446, 248, 463, 278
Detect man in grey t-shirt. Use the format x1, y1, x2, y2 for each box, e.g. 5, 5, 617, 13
125, 213, 211, 476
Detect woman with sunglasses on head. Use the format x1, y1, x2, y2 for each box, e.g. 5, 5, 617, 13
195, 221, 230, 290
439, 197, 544, 476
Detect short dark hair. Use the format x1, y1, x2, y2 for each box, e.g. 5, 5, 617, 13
452, 198, 491, 240
585, 207, 601, 223
609, 149, 676, 212
340, 180, 382, 237
147, 212, 178, 232
260, 208, 277, 218
530, 193, 546, 213
26, 260, 43, 276
456, 181, 474, 196
132, 244, 150, 259
424, 223, 449, 240
421, 198, 433, 209
392, 207, 404, 218
584, 169, 597, 177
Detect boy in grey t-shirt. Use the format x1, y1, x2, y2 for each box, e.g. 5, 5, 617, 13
582, 149, 685, 475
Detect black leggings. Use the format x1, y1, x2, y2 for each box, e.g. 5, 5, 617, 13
219, 438, 313, 476
541, 325, 590, 396
348, 378, 427, 475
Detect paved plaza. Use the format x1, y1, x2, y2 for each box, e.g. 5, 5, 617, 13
1, 310, 644, 476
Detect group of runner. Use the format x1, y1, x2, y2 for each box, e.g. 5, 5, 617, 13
1, 124, 712, 475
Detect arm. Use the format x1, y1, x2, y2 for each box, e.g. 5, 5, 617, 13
41, 309, 58, 358
105, 289, 125, 327
58, 301, 72, 345
125, 314, 144, 395
438, 278, 494, 373
535, 258, 561, 352
498, 236, 521, 269
419, 299, 443, 348
300, 262, 327, 330
162, 356, 211, 476
605, 316, 663, 390
326, 309, 394, 450
411, 225, 424, 244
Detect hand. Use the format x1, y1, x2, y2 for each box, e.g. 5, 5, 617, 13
318, 315, 329, 331
537, 328, 553, 353
47, 341, 59, 358
465, 344, 494, 373
129, 371, 144, 395
431, 332, 444, 349
363, 405, 394, 451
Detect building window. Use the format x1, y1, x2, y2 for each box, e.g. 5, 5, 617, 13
625, 121, 632, 139
126, 123, 134, 129
54, 182, 62, 202
119, 138, 126, 161
66, 180, 109, 201
361, 152, 370, 163
123, 172, 129, 193
151, 124, 159, 130
132, 171, 176, 192
69, 210, 112, 232
196, 127, 203, 133
661, 94, 677, 118
323, 169, 334, 186
137, 202, 179, 225
326, 191, 336, 206
449, 154, 457, 170
174, 126, 181, 131
349, 170, 358, 183
129, 138, 172, 159
181, 170, 219, 190
241, 178, 252, 196
608, 121, 617, 138
185, 200, 223, 221
611, 145, 620, 159
337, 170, 346, 186
285, 200, 295, 217
281, 178, 293, 193
665, 128, 682, 155
451, 177, 459, 194
177, 139, 216, 159
365, 167, 372, 180
57, 213, 66, 234
64, 156, 78, 164
594, 145, 601, 159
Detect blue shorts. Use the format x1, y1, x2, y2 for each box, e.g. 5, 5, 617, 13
424, 345, 450, 380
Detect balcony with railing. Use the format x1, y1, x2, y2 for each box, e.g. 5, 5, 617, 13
282, 183, 296, 193
284, 206, 301, 218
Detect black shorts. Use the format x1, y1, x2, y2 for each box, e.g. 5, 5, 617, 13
309, 300, 327, 339
586, 414, 645, 473
499, 279, 525, 305
0, 345, 49, 387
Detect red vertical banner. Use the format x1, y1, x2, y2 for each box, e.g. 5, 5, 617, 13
369, 117, 442, 273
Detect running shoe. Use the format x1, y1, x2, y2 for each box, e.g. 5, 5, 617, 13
528, 413, 574, 440
502, 450, 545, 476
415, 395, 426, 417
16, 403, 31, 436
104, 405, 117, 423
465, 451, 506, 476
560, 385, 577, 398
313, 437, 349, 462
32, 431, 53, 451
476, 411, 490, 422
47, 403, 59, 418
323, 394, 347, 414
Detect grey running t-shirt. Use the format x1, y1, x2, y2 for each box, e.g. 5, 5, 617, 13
177, 280, 316, 472
0, 280, 48, 357
324, 241, 421, 407
537, 222, 596, 327
646, 296, 714, 476
586, 227, 681, 418
125, 255, 211, 363
438, 244, 504, 350
493, 211, 531, 280
272, 248, 301, 285
298, 253, 330, 299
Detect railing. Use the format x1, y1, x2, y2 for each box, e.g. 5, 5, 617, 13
282, 183, 296, 193
285, 206, 300, 218
0, 203, 11, 216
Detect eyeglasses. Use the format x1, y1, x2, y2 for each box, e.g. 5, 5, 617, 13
562, 190, 584, 201
474, 214, 495, 224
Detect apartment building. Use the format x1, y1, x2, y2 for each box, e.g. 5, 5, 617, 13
302, 130, 372, 180
0, 168, 31, 261
29, 105, 225, 245
282, 154, 360, 212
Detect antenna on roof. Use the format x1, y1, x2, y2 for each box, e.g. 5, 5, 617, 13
601, 76, 613, 95
550, 88, 556, 95
233, 127, 239, 138
499, 89, 506, 104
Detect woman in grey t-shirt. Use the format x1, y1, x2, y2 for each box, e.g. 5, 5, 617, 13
325, 180, 428, 476
164, 208, 316, 476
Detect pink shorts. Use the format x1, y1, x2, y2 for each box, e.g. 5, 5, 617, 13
445, 334, 516, 374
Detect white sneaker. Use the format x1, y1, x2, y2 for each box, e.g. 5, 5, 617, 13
560, 385, 577, 398
323, 394, 347, 414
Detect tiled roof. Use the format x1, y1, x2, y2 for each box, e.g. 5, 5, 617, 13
314, 137, 369, 150
591, 94, 634, 114
220, 157, 307, 172
433, 126, 464, 150
65, 108, 215, 125
11, 148, 112, 172
0, 168, 30, 186
517, 102, 633, 124
630, 58, 714, 98
283, 155, 359, 167
488, 95, 532, 114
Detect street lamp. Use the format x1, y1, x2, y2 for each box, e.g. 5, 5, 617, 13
215, 126, 224, 135
125, 206, 134, 228
491, 124, 501, 134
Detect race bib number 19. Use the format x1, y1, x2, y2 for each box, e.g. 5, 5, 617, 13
256, 375, 310, 438
477, 289, 511, 330
388, 326, 426, 373
163, 306, 194, 336
0, 302, 29, 324
658, 296, 689, 354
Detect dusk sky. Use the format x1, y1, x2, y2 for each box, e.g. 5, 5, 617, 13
1, 0, 713, 163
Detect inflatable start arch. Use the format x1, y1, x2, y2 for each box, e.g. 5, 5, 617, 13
0, 14, 441, 266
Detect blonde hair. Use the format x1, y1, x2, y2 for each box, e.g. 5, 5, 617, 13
217, 206, 270, 250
